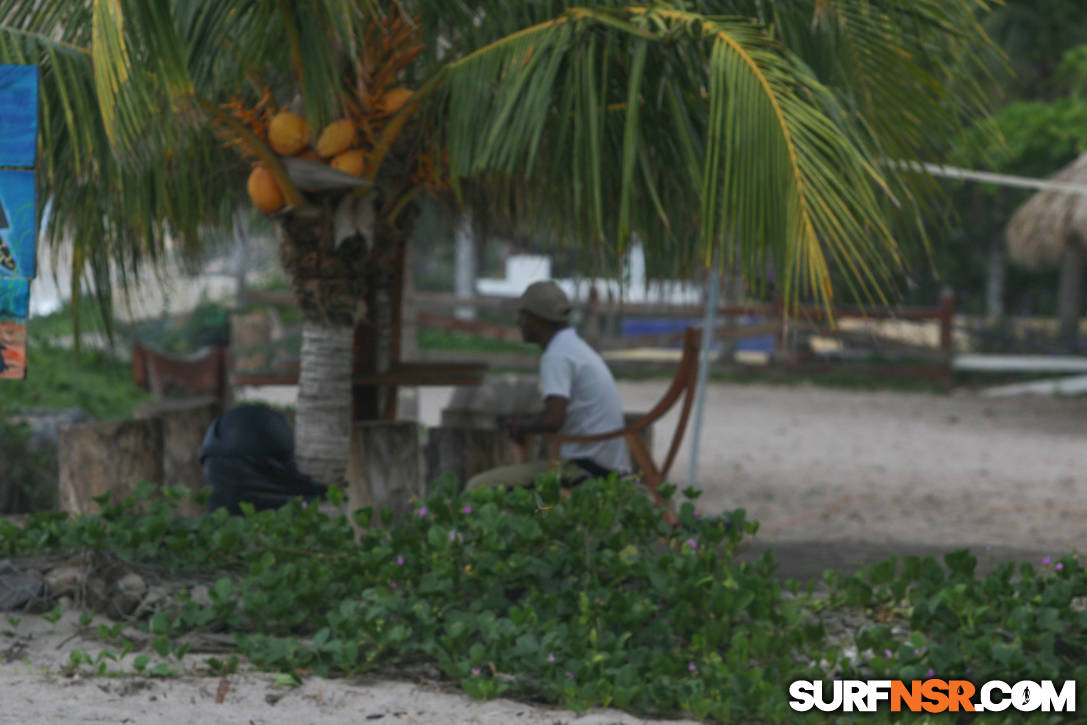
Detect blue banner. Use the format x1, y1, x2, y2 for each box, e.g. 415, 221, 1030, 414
0, 66, 37, 168
0, 277, 28, 319
0, 171, 35, 278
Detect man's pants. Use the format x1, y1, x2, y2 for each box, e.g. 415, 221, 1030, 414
464, 459, 601, 491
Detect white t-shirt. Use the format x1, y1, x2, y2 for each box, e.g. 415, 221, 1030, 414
539, 328, 629, 472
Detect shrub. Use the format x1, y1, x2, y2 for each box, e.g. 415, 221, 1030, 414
3, 476, 1085, 724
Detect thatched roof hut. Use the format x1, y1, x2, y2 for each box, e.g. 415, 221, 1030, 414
1007, 152, 1087, 269
1005, 152, 1087, 346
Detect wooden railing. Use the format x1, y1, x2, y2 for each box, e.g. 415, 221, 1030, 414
413, 288, 957, 386
413, 289, 956, 353
139, 288, 956, 403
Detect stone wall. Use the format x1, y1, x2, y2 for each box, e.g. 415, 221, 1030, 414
344, 421, 424, 526
58, 419, 164, 515
133, 397, 220, 516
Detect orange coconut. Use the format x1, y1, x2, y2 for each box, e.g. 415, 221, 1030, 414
247, 167, 285, 213
331, 148, 366, 176
378, 88, 414, 115
314, 119, 358, 158
267, 112, 311, 156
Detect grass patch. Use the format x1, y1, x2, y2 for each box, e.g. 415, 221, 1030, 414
2, 343, 150, 421
419, 327, 536, 355
28, 304, 114, 342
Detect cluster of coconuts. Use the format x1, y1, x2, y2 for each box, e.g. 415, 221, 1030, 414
247, 89, 412, 214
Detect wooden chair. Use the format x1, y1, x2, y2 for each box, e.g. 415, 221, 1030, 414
132, 341, 229, 404
544, 327, 701, 513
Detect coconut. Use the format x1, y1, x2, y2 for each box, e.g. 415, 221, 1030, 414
378, 88, 414, 115
268, 112, 311, 156
331, 148, 366, 177
247, 167, 285, 213
315, 119, 358, 158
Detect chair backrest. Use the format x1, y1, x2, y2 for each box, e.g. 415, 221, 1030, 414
133, 341, 228, 401
629, 327, 700, 480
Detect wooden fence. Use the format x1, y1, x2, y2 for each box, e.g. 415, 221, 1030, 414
134, 287, 957, 401
412, 288, 957, 385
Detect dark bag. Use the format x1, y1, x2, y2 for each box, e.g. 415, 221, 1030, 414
199, 404, 326, 515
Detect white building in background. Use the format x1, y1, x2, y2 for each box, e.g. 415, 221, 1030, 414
476, 243, 704, 305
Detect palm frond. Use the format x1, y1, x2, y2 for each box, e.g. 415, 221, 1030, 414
439, 4, 973, 310
0, 0, 1001, 335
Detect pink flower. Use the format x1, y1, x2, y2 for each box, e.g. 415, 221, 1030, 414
547, 653, 555, 663
417, 507, 427, 518
926, 668, 934, 678
686, 538, 698, 550
472, 668, 481, 676
884, 649, 892, 658
396, 555, 404, 566
688, 662, 697, 672
462, 505, 472, 514
1056, 563, 1065, 571
565, 671, 574, 680
449, 530, 458, 542
389, 580, 398, 589
694, 509, 702, 518
1042, 556, 1052, 566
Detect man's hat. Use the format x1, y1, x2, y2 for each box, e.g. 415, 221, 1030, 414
519, 280, 571, 323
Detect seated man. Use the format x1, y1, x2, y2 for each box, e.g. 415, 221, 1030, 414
200, 404, 327, 514
466, 280, 628, 490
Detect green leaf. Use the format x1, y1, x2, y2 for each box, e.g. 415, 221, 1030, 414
944, 549, 977, 579
427, 525, 450, 550
273, 671, 303, 688
313, 483, 339, 507
150, 612, 170, 635
213, 578, 233, 602
151, 635, 172, 659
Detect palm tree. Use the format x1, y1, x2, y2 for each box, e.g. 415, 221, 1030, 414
1, 1, 997, 484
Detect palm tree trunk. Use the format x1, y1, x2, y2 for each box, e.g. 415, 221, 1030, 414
280, 204, 371, 484
279, 199, 414, 484
295, 320, 354, 483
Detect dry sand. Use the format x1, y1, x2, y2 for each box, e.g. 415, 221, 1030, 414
420, 381, 1087, 560
1, 608, 701, 725
6, 382, 1086, 723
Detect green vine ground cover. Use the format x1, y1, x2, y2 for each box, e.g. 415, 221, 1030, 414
2, 476, 1086, 724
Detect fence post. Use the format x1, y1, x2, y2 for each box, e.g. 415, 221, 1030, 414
939, 287, 955, 353
585, 286, 601, 349
939, 287, 955, 390
773, 292, 788, 362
